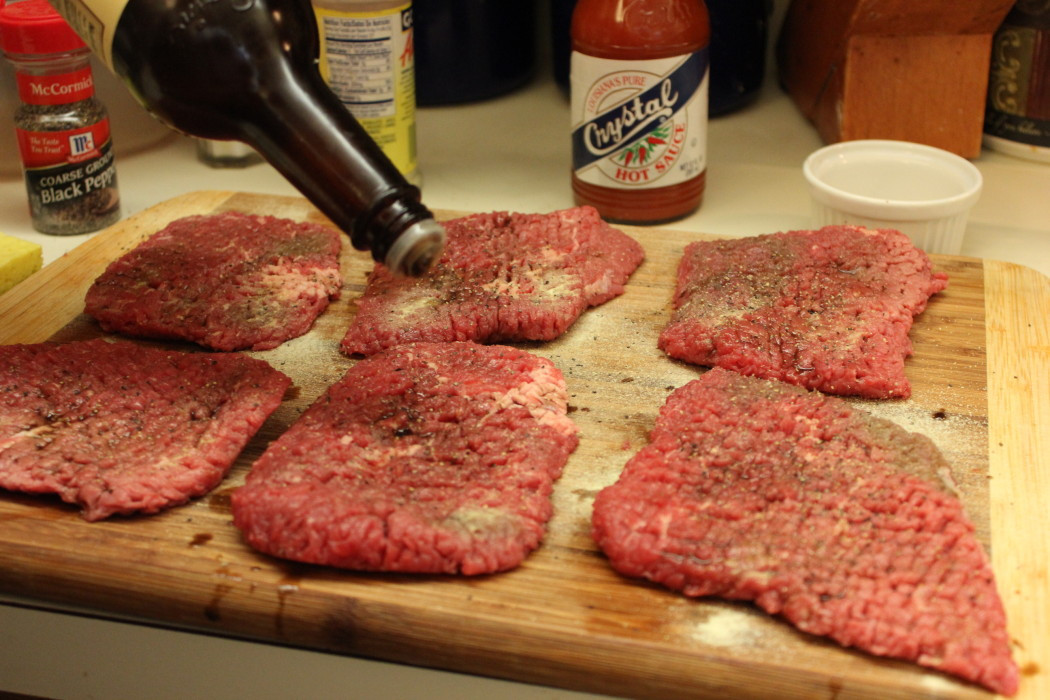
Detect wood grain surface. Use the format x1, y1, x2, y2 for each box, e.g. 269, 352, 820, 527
0, 191, 1046, 699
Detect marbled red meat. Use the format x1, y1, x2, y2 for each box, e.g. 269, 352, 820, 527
85, 211, 343, 351
658, 225, 947, 398
340, 207, 644, 355
0, 338, 290, 520
592, 368, 1017, 695
232, 341, 578, 575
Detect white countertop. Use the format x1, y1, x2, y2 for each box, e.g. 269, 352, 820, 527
2, 57, 1050, 700
5, 69, 1050, 278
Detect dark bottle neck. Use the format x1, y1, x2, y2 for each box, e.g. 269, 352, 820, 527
237, 61, 430, 261
111, 0, 443, 270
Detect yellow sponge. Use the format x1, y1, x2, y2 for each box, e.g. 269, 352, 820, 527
0, 232, 43, 296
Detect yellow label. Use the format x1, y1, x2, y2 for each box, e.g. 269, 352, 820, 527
47, 0, 127, 69
315, 2, 417, 178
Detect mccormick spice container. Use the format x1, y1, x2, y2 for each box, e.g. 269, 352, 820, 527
0, 0, 120, 235
570, 0, 710, 225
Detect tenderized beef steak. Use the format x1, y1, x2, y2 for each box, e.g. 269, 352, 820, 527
340, 207, 644, 355
591, 368, 1017, 695
85, 211, 343, 351
231, 341, 578, 575
658, 225, 948, 399
0, 338, 290, 521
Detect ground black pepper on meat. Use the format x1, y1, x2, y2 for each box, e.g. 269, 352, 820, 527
592, 368, 1018, 694
659, 225, 948, 399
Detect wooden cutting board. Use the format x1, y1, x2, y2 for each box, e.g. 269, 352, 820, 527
1, 191, 1047, 699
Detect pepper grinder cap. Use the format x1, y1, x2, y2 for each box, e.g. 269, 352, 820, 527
0, 0, 87, 56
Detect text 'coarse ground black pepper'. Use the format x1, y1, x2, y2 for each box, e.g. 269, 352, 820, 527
0, 0, 120, 235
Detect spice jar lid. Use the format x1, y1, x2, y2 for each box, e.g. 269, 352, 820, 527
0, 0, 87, 56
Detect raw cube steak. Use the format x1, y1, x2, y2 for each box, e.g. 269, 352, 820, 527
85, 211, 343, 351
340, 207, 644, 355
0, 338, 290, 521
591, 368, 1017, 695
232, 341, 579, 575
658, 225, 948, 398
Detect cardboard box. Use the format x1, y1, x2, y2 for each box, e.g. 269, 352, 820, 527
777, 0, 1015, 157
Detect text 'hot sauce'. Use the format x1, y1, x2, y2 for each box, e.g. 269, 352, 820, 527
570, 0, 710, 225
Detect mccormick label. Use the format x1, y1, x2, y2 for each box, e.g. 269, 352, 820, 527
16, 120, 119, 231
16, 120, 112, 169
571, 49, 709, 190
16, 67, 95, 106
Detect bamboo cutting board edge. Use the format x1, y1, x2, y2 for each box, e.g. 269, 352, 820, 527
984, 259, 1050, 697
0, 191, 1047, 699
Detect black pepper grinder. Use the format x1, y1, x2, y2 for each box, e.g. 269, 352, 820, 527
0, 0, 121, 235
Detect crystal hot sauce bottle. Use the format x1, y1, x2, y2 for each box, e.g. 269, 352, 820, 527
570, 0, 710, 224
46, 0, 444, 275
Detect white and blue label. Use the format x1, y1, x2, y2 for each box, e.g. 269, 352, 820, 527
571, 49, 708, 190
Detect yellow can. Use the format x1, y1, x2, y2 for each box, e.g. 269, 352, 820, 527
314, 0, 419, 182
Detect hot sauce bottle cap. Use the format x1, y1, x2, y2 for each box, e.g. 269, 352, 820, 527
0, 0, 87, 56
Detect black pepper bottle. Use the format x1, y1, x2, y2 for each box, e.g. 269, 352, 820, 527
47, 0, 444, 275
0, 0, 121, 235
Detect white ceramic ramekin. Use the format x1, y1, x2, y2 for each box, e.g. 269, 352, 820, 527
803, 140, 983, 255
